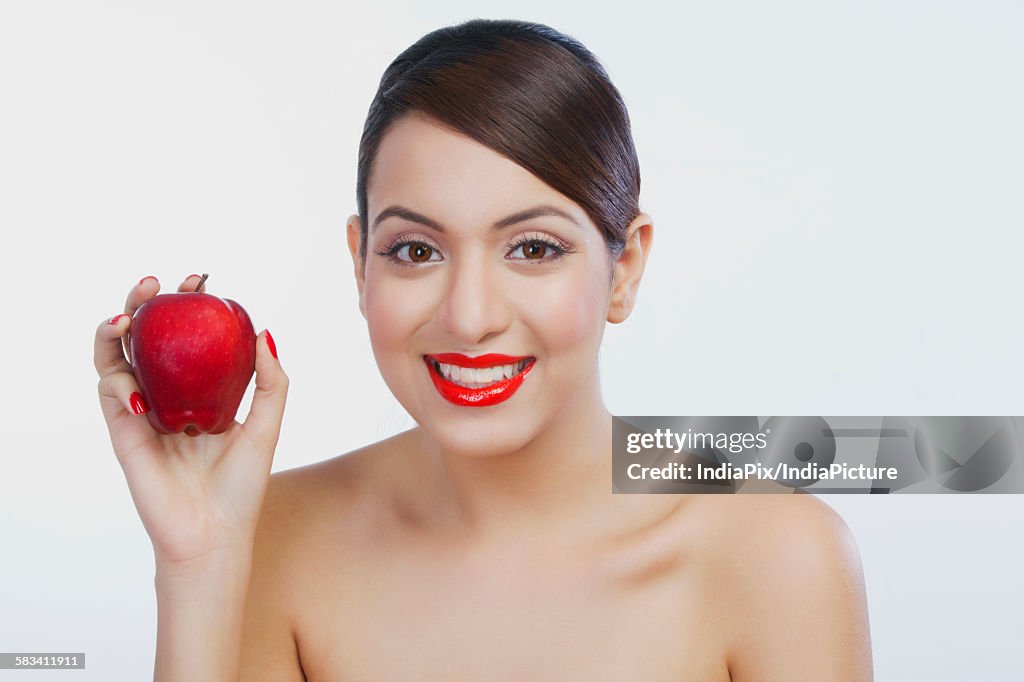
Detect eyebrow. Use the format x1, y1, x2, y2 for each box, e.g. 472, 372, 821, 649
371, 204, 581, 233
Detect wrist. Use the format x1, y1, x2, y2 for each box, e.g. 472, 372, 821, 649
154, 547, 253, 598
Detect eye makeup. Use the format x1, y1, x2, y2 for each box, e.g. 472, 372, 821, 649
373, 231, 578, 267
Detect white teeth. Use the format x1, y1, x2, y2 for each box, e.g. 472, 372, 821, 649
435, 360, 528, 388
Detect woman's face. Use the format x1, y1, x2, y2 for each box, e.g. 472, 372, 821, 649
351, 112, 616, 458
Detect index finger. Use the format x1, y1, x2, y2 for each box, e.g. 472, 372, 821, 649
177, 273, 208, 293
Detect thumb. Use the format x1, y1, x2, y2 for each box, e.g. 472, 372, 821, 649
241, 329, 288, 452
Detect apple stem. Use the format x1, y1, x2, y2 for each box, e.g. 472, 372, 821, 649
195, 273, 209, 292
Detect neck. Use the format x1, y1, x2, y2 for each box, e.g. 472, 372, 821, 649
414, 368, 614, 542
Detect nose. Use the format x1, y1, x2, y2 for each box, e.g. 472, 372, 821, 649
438, 251, 513, 346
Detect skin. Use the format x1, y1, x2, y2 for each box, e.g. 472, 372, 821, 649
239, 113, 873, 680
94, 274, 287, 680
97, 112, 872, 680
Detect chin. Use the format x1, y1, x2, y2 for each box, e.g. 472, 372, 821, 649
419, 416, 542, 459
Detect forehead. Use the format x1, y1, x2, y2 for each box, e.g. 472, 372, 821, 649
368, 112, 594, 233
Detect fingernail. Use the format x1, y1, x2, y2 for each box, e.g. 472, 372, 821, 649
139, 275, 159, 286
107, 313, 129, 325
130, 391, 149, 415
264, 329, 278, 359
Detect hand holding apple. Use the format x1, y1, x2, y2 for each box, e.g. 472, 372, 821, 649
129, 273, 257, 436
94, 273, 288, 569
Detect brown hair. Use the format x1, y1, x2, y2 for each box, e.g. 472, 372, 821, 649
355, 18, 641, 267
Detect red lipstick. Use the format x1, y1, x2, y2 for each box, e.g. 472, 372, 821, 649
424, 353, 536, 407
429, 353, 530, 368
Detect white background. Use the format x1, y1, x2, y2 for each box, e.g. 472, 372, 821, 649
1, 0, 1022, 679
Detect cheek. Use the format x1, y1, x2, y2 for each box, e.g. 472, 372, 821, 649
516, 264, 609, 352
363, 274, 433, 351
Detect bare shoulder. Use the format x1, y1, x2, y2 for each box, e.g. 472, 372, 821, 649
239, 432, 409, 680
259, 429, 411, 534
265, 438, 383, 503
708, 493, 861, 570
697, 494, 873, 681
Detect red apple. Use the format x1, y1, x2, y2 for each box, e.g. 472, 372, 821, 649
129, 274, 256, 435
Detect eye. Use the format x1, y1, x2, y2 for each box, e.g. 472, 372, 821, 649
506, 234, 575, 263
375, 239, 443, 266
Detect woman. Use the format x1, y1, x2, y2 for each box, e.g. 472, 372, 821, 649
94, 18, 872, 680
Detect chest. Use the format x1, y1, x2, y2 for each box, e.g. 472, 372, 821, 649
292, 541, 731, 681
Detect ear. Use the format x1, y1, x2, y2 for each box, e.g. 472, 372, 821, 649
346, 214, 367, 320
607, 213, 654, 324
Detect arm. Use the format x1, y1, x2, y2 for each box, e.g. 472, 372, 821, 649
154, 471, 307, 681
95, 275, 290, 681
726, 495, 873, 682
238, 471, 307, 681
154, 551, 254, 681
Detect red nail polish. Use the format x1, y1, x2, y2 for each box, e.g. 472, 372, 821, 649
139, 275, 159, 286
130, 391, 149, 415
265, 330, 278, 359
107, 313, 129, 325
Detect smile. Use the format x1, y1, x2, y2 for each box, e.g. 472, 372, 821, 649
423, 353, 536, 407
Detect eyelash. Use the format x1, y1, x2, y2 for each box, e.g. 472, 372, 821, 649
375, 233, 576, 267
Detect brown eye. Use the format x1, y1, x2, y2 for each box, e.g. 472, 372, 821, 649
507, 235, 570, 263
408, 243, 434, 263
523, 241, 546, 259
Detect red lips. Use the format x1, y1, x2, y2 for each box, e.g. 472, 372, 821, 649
428, 353, 531, 368
424, 353, 536, 407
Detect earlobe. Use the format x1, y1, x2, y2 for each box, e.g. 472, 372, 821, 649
607, 213, 654, 324
346, 215, 368, 320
